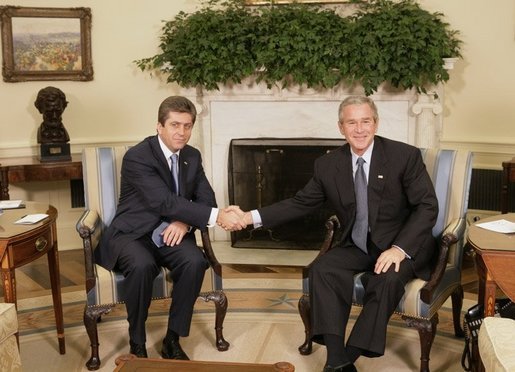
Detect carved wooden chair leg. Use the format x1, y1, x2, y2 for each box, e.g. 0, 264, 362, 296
403, 313, 438, 372
298, 294, 313, 355
200, 290, 230, 351
451, 285, 465, 337
84, 305, 113, 371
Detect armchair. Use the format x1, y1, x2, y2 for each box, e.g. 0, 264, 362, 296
76, 146, 229, 370
298, 148, 473, 372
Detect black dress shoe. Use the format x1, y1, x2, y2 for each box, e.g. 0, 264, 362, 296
323, 363, 357, 372
129, 341, 148, 358
161, 336, 189, 360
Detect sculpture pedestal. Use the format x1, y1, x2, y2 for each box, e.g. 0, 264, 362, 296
40, 143, 71, 162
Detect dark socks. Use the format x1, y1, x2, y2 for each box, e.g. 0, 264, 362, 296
346, 345, 362, 363
324, 334, 349, 367
166, 328, 179, 341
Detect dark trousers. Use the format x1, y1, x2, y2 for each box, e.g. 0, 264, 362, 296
114, 234, 208, 344
309, 243, 415, 357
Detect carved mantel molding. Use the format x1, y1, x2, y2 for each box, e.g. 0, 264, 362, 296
189, 58, 457, 241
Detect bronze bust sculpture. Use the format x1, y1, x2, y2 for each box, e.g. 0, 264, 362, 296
34, 87, 71, 161
35, 86, 70, 144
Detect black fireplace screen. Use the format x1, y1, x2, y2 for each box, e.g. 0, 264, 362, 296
228, 138, 345, 250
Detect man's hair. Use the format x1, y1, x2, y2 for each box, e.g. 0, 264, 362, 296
338, 95, 379, 123
158, 96, 197, 125
34, 86, 68, 113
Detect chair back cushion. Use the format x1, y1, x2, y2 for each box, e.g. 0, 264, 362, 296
82, 146, 130, 229
420, 148, 473, 239
420, 148, 473, 268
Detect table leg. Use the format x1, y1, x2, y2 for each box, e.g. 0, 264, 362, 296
484, 271, 497, 317
47, 236, 66, 354
0, 166, 10, 200
1, 251, 19, 346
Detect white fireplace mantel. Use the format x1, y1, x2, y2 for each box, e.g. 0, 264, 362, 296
190, 61, 455, 241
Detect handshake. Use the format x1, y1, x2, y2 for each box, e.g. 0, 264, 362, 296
216, 205, 253, 231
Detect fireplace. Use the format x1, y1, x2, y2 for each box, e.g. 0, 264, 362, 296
228, 138, 344, 250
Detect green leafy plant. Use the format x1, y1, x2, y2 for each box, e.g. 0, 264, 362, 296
253, 3, 349, 89
135, 0, 462, 95
135, 0, 258, 90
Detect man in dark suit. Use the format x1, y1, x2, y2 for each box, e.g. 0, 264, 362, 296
233, 96, 438, 372
96, 96, 244, 360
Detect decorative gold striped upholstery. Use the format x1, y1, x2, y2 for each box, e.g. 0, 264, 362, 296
0, 303, 22, 372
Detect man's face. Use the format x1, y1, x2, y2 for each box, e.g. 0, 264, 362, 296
42, 99, 64, 127
338, 103, 378, 156
157, 111, 194, 152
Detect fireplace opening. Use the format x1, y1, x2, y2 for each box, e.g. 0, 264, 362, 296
228, 138, 345, 250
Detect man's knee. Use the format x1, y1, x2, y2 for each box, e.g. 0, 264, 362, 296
129, 258, 159, 278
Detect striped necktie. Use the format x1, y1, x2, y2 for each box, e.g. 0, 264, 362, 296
351, 157, 368, 253
171, 153, 179, 194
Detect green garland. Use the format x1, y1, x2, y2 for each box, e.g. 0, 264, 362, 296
135, 0, 461, 95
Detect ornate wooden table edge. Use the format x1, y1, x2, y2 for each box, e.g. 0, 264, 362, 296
114, 353, 295, 371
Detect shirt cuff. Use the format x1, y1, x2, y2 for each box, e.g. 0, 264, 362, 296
208, 208, 219, 228
393, 245, 411, 259
251, 210, 263, 228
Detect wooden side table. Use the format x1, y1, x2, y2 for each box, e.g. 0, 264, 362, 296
0, 155, 82, 200
0, 201, 65, 354
467, 213, 515, 372
501, 157, 515, 213
467, 213, 515, 316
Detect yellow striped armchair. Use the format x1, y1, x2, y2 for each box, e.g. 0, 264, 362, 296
76, 146, 229, 370
298, 148, 473, 372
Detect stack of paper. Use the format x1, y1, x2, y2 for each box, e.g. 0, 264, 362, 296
476, 219, 515, 234
14, 214, 49, 225
0, 200, 24, 209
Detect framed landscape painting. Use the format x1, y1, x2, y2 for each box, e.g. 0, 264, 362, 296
0, 6, 93, 82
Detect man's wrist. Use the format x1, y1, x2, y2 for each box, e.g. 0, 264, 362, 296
392, 245, 411, 259
208, 208, 219, 227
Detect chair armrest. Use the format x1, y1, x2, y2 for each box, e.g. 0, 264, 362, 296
76, 209, 100, 238
420, 231, 458, 304
76, 209, 101, 290
200, 229, 222, 278
302, 215, 341, 278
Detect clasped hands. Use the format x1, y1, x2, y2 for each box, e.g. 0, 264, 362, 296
217, 205, 253, 231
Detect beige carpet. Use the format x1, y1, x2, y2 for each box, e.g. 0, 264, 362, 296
17, 278, 468, 372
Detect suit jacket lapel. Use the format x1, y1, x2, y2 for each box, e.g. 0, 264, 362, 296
368, 138, 387, 230
335, 146, 355, 207
178, 151, 189, 196
150, 135, 176, 192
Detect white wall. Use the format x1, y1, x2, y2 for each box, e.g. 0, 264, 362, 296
1, 0, 514, 160
1, 0, 514, 248
419, 0, 515, 167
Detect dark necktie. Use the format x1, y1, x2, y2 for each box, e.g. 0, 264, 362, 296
170, 153, 179, 195
352, 157, 368, 253
152, 153, 179, 247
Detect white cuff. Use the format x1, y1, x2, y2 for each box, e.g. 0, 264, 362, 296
251, 210, 263, 228
208, 208, 219, 227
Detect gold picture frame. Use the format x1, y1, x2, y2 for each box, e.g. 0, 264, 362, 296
0, 6, 93, 82
246, 0, 349, 4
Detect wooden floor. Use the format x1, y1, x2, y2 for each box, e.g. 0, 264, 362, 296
1, 247, 480, 302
